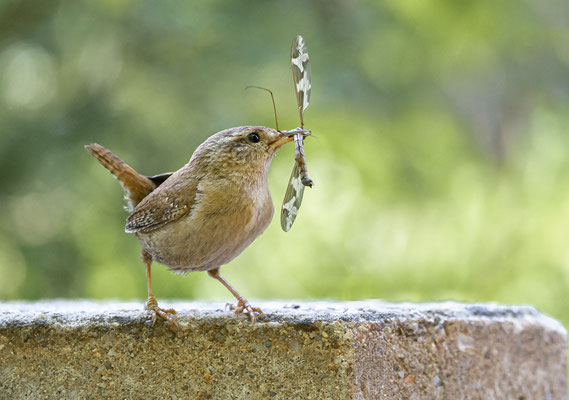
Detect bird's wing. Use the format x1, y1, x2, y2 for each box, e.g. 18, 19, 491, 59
125, 173, 198, 234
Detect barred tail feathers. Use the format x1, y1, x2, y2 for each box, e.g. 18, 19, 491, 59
85, 143, 156, 209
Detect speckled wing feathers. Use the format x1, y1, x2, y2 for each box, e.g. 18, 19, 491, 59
125, 176, 196, 234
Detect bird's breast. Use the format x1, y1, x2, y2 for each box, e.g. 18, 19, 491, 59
139, 179, 273, 271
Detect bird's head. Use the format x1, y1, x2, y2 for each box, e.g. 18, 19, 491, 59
193, 126, 309, 177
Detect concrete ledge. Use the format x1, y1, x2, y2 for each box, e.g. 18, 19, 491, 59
0, 300, 567, 399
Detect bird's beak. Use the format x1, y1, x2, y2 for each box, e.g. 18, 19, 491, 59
271, 128, 311, 149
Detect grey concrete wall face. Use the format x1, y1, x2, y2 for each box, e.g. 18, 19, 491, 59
0, 300, 566, 399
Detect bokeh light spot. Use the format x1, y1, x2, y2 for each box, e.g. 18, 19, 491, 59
0, 42, 57, 111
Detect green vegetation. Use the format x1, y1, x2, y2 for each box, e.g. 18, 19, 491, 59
1, 1, 569, 330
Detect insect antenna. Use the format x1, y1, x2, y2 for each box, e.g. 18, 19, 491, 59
245, 85, 279, 132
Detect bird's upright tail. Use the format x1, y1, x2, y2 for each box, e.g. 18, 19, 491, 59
85, 143, 157, 209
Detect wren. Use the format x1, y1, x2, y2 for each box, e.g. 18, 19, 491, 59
85, 126, 308, 330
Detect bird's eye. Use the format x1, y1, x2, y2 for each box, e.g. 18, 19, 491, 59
247, 132, 260, 143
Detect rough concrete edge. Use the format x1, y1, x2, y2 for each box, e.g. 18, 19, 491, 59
347, 312, 568, 400
0, 300, 566, 339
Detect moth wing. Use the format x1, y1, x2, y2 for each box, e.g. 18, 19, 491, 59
280, 161, 306, 232
291, 35, 311, 115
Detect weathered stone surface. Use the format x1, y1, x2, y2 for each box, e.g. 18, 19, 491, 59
0, 300, 566, 399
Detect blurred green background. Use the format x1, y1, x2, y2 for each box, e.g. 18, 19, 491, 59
1, 1, 569, 328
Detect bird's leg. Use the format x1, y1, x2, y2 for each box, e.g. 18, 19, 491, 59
207, 268, 262, 323
142, 251, 178, 331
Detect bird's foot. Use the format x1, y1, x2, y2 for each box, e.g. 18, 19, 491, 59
145, 295, 178, 332
226, 298, 263, 323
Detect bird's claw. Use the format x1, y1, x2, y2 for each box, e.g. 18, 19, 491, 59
145, 296, 178, 332
226, 299, 263, 323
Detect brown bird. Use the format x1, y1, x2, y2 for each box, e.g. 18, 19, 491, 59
85, 126, 307, 330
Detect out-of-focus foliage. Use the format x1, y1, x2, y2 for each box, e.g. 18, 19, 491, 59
1, 1, 569, 328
